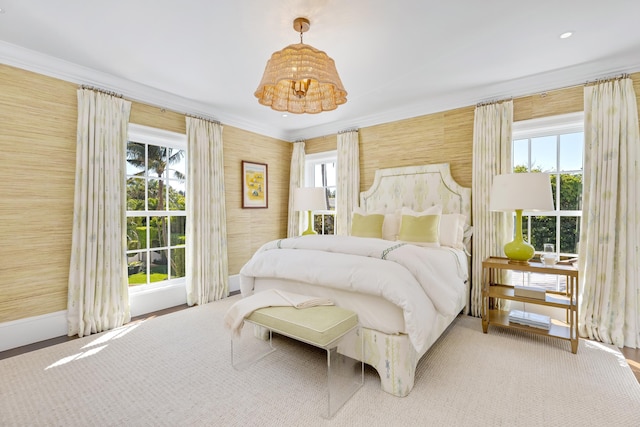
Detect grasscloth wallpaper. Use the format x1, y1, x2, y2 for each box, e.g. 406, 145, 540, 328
1, 63, 639, 324
0, 64, 291, 323
306, 74, 640, 192
0, 65, 77, 322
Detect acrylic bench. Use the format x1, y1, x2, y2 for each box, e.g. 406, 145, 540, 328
231, 305, 364, 419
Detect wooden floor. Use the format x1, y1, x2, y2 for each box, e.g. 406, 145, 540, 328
2, 306, 640, 384
621, 347, 640, 383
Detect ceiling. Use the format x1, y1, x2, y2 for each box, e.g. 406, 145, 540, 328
1, 1, 640, 141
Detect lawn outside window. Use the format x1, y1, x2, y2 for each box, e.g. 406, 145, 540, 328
126, 124, 187, 290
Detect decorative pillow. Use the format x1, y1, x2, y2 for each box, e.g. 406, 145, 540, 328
440, 213, 466, 250
398, 206, 442, 247
463, 224, 474, 254
350, 212, 385, 238
382, 211, 401, 241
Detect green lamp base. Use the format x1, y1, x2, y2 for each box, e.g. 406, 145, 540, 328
504, 239, 535, 264
504, 209, 535, 264
301, 210, 317, 236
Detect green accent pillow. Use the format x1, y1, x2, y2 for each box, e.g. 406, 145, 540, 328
398, 214, 441, 246
351, 213, 384, 238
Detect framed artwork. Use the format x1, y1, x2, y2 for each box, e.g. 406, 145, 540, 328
242, 161, 268, 208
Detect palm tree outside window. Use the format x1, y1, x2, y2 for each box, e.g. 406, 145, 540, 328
126, 125, 187, 287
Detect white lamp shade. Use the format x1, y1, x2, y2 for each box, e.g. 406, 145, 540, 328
490, 173, 554, 212
293, 187, 327, 211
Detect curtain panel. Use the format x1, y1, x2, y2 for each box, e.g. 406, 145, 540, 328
287, 141, 305, 237
67, 89, 132, 337
579, 77, 640, 348
336, 130, 360, 236
185, 118, 229, 305
470, 101, 513, 316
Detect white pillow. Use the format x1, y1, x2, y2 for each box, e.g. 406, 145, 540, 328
439, 213, 466, 250
382, 211, 401, 241
463, 224, 474, 254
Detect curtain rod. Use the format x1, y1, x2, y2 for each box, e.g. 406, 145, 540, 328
531, 72, 632, 97
79, 85, 222, 125
80, 85, 123, 98
584, 73, 630, 86
185, 113, 221, 125
477, 72, 634, 106
338, 128, 359, 134
476, 97, 513, 108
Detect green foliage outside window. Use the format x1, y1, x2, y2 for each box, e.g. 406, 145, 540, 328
314, 213, 335, 235
126, 141, 186, 286
514, 165, 582, 255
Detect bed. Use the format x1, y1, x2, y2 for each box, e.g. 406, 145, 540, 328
239, 163, 471, 397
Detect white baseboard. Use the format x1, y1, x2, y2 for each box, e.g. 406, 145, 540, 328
1, 278, 238, 353
229, 274, 240, 294
129, 282, 187, 318
0, 310, 67, 353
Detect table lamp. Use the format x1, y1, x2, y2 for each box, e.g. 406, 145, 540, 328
293, 187, 327, 235
490, 173, 554, 264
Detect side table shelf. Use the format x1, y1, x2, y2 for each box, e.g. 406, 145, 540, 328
481, 257, 579, 354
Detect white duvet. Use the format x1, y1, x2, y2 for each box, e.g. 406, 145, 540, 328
239, 235, 467, 354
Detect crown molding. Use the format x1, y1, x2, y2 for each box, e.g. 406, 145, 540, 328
285, 55, 640, 141
2, 41, 639, 143
0, 41, 289, 141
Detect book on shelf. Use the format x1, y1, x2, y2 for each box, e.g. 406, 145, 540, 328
513, 285, 546, 300
508, 309, 551, 330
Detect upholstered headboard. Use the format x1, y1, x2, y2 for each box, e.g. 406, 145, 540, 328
359, 163, 471, 225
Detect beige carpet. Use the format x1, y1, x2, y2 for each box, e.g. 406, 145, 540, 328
1, 295, 639, 427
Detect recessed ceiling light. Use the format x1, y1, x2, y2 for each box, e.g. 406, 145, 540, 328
282, 114, 288, 118
560, 31, 573, 39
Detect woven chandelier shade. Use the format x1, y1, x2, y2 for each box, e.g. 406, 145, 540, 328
255, 19, 347, 114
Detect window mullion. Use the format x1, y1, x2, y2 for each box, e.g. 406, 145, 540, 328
555, 135, 561, 257
127, 128, 187, 289
527, 138, 533, 245
512, 115, 584, 291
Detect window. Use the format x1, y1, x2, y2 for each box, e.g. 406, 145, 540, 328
305, 151, 336, 234
512, 112, 583, 291
126, 124, 187, 288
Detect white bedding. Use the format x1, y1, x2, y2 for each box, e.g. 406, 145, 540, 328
239, 235, 468, 354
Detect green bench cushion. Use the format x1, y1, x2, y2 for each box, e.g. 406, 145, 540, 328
246, 305, 358, 348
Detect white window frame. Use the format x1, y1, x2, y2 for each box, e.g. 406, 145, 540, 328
126, 124, 187, 293
512, 112, 583, 291
305, 151, 337, 235
513, 111, 584, 256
